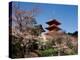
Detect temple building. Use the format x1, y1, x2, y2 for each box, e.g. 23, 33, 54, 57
43, 19, 62, 42
46, 19, 61, 31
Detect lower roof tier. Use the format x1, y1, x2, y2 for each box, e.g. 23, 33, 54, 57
46, 26, 61, 31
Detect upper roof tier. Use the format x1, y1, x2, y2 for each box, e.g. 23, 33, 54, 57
46, 19, 61, 25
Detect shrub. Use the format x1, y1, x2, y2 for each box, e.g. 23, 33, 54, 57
39, 48, 58, 56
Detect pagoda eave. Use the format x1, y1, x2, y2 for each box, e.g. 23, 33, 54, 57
46, 27, 61, 31
46, 19, 61, 25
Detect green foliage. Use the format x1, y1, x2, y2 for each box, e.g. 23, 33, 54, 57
63, 49, 76, 55
39, 48, 58, 56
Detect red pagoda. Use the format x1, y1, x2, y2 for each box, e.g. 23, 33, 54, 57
46, 19, 61, 31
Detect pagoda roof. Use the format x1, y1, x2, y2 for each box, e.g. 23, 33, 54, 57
39, 25, 45, 32
46, 25, 61, 31
35, 24, 45, 32
46, 19, 61, 25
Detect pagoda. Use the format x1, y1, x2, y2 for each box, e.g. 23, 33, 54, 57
46, 19, 61, 31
